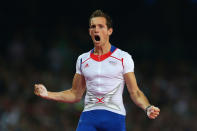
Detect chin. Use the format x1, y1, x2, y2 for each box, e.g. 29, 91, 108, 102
94, 41, 102, 46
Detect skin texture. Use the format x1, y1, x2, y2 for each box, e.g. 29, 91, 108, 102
34, 16, 160, 119
124, 72, 160, 119
34, 74, 86, 103
89, 17, 112, 55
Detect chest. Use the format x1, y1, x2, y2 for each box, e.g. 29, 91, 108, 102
81, 57, 123, 80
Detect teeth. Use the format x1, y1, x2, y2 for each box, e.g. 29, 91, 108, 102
95, 35, 100, 41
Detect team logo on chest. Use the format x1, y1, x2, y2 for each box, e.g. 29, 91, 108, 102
109, 60, 117, 65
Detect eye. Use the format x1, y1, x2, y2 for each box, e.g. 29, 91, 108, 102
90, 25, 96, 29
99, 24, 104, 28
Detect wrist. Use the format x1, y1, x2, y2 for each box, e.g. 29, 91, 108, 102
40, 91, 48, 99
145, 105, 152, 113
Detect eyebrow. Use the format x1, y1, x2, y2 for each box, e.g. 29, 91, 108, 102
90, 24, 105, 28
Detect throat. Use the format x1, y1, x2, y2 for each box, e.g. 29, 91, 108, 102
94, 43, 111, 55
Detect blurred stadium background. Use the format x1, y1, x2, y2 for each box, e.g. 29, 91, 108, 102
0, 0, 197, 130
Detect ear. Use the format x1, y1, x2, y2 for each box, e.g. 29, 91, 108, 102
108, 28, 113, 36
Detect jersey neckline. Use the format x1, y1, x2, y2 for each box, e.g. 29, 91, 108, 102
90, 45, 117, 62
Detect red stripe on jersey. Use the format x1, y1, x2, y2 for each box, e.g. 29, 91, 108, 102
121, 58, 124, 69
110, 56, 122, 61
82, 57, 91, 64
90, 48, 118, 62
110, 56, 124, 68
90, 51, 111, 62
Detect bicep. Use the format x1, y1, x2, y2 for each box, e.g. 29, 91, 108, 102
71, 73, 86, 96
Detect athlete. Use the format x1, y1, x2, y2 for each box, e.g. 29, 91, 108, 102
34, 10, 160, 131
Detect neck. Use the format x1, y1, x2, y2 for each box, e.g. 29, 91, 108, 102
94, 42, 111, 55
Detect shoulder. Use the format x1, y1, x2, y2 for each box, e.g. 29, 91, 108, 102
77, 50, 91, 60
113, 47, 133, 58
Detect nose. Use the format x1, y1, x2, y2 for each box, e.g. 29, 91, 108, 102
94, 26, 99, 33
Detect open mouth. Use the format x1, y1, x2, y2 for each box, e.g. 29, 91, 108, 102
94, 35, 100, 41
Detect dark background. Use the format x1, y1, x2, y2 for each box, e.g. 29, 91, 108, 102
0, 0, 197, 130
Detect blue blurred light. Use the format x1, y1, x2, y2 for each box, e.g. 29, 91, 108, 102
192, 0, 197, 3
145, 0, 156, 6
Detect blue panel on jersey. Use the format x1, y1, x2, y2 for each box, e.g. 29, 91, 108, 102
91, 45, 117, 54
91, 49, 94, 54
80, 58, 82, 71
110, 45, 117, 53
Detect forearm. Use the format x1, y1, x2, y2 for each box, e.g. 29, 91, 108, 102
44, 89, 80, 103
124, 73, 160, 119
130, 89, 150, 111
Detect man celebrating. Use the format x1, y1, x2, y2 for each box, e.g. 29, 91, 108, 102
34, 10, 160, 131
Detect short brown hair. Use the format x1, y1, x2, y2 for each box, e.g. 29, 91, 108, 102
89, 10, 113, 29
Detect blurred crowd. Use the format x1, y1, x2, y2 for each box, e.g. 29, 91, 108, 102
0, 28, 196, 131
0, 1, 197, 130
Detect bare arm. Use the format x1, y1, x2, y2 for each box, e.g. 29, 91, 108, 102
34, 73, 86, 103
124, 72, 160, 119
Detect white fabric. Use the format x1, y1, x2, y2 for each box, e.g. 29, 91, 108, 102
76, 48, 134, 115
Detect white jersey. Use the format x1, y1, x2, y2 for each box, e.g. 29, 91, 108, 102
76, 45, 134, 115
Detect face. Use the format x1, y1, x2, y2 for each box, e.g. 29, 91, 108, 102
89, 17, 113, 47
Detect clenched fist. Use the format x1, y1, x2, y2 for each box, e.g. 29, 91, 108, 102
34, 84, 48, 97
146, 105, 160, 119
